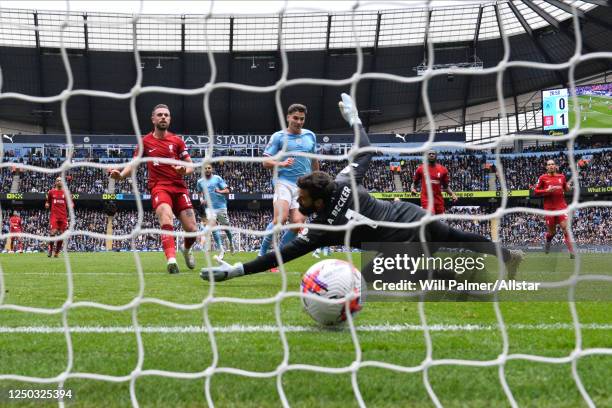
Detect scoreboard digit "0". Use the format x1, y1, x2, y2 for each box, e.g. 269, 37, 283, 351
542, 88, 569, 133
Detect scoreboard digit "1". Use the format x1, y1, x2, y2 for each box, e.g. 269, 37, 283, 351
542, 88, 569, 133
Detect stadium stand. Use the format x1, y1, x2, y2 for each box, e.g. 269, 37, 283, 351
5, 146, 610, 196
3, 206, 611, 253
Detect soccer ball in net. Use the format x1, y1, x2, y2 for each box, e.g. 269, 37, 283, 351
300, 259, 363, 326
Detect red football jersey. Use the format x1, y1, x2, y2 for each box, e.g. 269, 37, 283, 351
47, 189, 68, 220
135, 132, 190, 190
413, 163, 449, 207
534, 173, 568, 210
9, 215, 22, 231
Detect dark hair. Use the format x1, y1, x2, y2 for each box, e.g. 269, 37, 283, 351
152, 104, 170, 115
297, 171, 335, 202
287, 103, 307, 115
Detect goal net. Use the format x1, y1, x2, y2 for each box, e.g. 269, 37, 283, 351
0, 1, 611, 406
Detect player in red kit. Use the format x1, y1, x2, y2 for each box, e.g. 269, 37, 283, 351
110, 104, 197, 274
410, 150, 458, 214
46, 177, 70, 257
534, 159, 575, 259
9, 211, 23, 253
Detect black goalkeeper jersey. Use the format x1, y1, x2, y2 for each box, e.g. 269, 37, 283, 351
243, 126, 429, 274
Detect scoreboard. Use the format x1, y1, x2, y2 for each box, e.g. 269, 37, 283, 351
542, 88, 569, 133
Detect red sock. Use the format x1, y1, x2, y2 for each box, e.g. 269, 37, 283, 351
55, 240, 63, 253
563, 231, 574, 254
161, 224, 176, 260
184, 237, 196, 250
49, 241, 55, 253
546, 232, 554, 242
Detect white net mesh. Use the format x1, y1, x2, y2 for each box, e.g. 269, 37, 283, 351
0, 1, 611, 407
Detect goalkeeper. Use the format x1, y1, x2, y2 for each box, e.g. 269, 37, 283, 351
201, 93, 524, 282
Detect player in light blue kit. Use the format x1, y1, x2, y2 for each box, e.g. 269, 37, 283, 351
196, 164, 234, 258
259, 103, 319, 264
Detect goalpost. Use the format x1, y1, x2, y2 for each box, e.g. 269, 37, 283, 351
0, 2, 611, 407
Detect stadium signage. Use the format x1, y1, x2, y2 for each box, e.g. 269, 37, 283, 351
370, 190, 531, 199
1, 188, 608, 203
586, 186, 612, 193
6, 193, 23, 199
6, 132, 466, 146
181, 135, 270, 146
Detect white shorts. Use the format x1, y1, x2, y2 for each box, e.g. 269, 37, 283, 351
273, 180, 300, 210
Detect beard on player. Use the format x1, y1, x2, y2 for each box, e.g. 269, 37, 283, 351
427, 150, 437, 165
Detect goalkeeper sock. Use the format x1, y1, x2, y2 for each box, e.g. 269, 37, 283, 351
280, 229, 297, 248
184, 236, 196, 250
259, 222, 274, 256
563, 231, 574, 254
161, 224, 176, 260
212, 230, 223, 251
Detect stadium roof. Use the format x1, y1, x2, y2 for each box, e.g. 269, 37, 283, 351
0, 0, 610, 136
0, 1, 604, 51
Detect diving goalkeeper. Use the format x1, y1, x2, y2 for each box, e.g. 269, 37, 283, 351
201, 93, 524, 282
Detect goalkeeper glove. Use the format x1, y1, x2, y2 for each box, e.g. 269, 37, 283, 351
338, 92, 362, 126
200, 256, 244, 282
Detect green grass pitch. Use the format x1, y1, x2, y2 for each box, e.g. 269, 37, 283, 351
0, 251, 610, 407
568, 95, 612, 129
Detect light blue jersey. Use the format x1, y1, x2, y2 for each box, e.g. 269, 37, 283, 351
196, 175, 228, 210
264, 128, 316, 185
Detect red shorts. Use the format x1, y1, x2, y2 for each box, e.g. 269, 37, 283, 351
50, 216, 68, 232
10, 228, 22, 234
151, 186, 193, 216
545, 214, 568, 228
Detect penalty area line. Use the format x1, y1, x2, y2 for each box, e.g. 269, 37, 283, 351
0, 323, 611, 334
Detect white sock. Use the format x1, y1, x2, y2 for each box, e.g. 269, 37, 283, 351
168, 257, 177, 264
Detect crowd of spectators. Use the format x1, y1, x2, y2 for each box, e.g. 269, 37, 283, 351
0, 208, 106, 252
11, 157, 108, 194
186, 161, 274, 194
2, 206, 610, 253
219, 210, 270, 252
319, 160, 397, 192
3, 147, 611, 195
110, 209, 162, 251
113, 164, 148, 194
499, 141, 609, 154
497, 150, 612, 190
445, 206, 611, 247
0, 166, 14, 193
578, 150, 612, 188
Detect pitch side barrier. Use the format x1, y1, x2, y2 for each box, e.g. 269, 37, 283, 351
1, 187, 611, 203
517, 245, 612, 254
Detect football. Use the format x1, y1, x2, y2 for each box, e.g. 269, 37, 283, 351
300, 259, 363, 326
